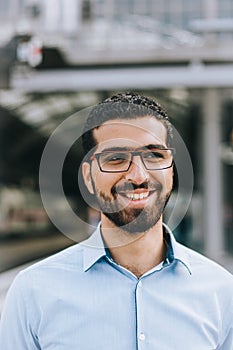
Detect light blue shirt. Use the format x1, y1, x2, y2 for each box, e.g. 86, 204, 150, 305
0, 224, 232, 350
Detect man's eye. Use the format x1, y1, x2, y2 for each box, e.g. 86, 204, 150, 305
144, 151, 164, 160
103, 153, 128, 163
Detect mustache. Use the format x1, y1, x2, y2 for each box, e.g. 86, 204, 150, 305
112, 182, 162, 195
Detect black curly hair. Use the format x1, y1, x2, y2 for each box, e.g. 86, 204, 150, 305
82, 92, 173, 156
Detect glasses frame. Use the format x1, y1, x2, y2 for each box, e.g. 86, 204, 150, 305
90, 148, 175, 173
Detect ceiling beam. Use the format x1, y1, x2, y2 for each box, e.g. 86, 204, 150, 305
11, 64, 233, 92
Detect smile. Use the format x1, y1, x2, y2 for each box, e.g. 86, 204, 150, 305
126, 192, 149, 200
118, 191, 153, 201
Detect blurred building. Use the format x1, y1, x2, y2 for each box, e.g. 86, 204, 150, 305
0, 0, 232, 268
1, 0, 233, 68
93, 0, 233, 26
2, 0, 233, 31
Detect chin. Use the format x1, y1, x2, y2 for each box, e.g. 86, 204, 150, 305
104, 209, 162, 234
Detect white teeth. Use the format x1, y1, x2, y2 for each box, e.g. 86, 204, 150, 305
125, 192, 149, 200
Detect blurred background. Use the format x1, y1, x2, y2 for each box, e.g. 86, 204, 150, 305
0, 0, 232, 308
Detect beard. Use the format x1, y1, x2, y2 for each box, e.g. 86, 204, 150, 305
93, 181, 172, 234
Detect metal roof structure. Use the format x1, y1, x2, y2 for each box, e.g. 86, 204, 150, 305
11, 63, 233, 92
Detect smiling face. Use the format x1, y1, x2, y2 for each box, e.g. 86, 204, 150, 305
82, 116, 173, 234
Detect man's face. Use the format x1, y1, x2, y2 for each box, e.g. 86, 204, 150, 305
82, 116, 173, 234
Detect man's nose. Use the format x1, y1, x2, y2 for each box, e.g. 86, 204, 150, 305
124, 156, 149, 184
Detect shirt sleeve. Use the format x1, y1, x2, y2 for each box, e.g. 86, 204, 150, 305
217, 298, 233, 350
217, 327, 233, 350
0, 272, 40, 350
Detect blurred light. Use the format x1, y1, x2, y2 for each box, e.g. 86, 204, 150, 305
170, 88, 189, 101
0, 90, 30, 110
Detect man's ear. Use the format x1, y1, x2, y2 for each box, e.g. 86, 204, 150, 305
82, 162, 94, 194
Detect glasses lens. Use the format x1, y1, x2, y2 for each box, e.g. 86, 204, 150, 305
99, 152, 131, 172
97, 149, 173, 172
142, 149, 173, 170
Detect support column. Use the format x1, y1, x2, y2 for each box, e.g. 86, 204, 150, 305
203, 0, 218, 19
203, 89, 224, 258
44, 0, 62, 31
61, 0, 81, 33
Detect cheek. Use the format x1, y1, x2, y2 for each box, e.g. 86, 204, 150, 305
164, 170, 174, 190
91, 169, 120, 192
151, 169, 173, 188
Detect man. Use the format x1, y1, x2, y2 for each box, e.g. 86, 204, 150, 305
0, 92, 232, 349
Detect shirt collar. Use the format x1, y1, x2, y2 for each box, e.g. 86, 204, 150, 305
80, 223, 107, 271
163, 223, 192, 274
81, 222, 192, 274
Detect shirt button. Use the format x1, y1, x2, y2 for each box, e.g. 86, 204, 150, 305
138, 332, 146, 341
138, 280, 142, 287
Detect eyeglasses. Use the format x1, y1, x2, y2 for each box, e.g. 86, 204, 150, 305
90, 148, 175, 173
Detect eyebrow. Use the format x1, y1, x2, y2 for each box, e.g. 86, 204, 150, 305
146, 144, 168, 150
100, 144, 168, 152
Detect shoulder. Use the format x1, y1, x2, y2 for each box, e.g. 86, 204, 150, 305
3, 243, 88, 311
8, 227, 105, 295
181, 243, 233, 288
15, 242, 85, 283
169, 229, 233, 285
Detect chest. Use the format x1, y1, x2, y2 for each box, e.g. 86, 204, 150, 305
35, 272, 222, 350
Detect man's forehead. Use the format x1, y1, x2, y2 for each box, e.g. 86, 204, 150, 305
93, 117, 167, 144
93, 120, 167, 153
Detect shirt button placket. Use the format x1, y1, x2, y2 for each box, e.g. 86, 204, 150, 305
136, 279, 146, 349
138, 332, 146, 341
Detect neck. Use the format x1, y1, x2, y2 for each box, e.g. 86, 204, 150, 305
100, 216, 166, 278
